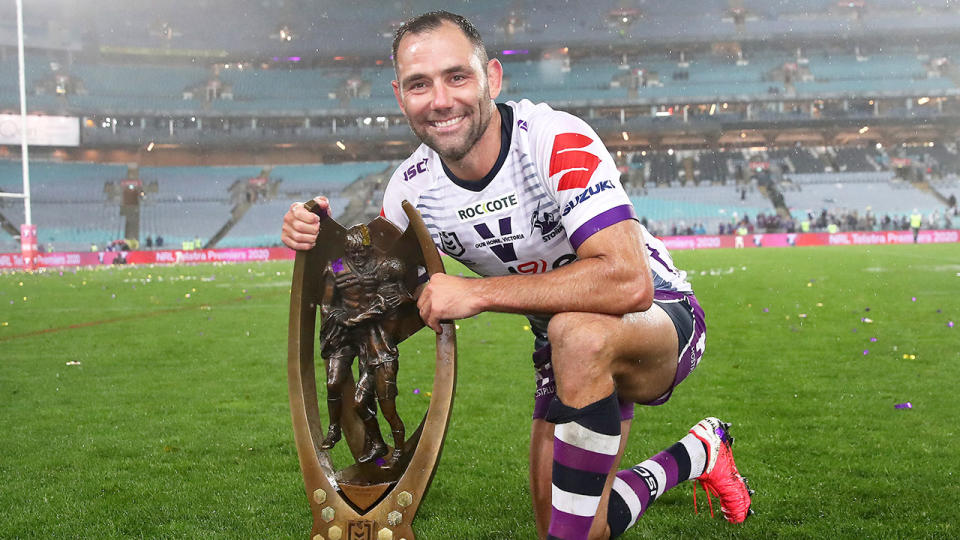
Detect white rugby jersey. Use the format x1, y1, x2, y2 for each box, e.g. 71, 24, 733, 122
381, 99, 691, 336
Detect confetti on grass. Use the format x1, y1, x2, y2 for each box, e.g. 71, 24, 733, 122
894, 402, 912, 410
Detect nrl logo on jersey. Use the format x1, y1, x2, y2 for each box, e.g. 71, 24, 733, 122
530, 200, 564, 242
438, 231, 465, 257
455, 192, 519, 221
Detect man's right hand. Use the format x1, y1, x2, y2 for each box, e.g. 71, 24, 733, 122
281, 196, 329, 250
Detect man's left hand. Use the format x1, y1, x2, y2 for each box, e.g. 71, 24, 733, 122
416, 273, 482, 333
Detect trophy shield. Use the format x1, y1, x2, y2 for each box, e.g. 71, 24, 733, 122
288, 200, 456, 540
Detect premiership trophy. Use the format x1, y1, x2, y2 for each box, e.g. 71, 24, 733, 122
288, 200, 456, 540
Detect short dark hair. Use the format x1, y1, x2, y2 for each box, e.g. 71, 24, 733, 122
391, 10, 488, 73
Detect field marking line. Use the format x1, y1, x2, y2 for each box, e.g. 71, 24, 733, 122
0, 290, 286, 343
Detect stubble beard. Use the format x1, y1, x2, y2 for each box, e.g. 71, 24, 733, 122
408, 95, 494, 163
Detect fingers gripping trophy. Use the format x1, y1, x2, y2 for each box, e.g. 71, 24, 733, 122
288, 200, 456, 540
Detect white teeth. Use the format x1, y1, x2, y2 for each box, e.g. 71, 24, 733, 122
432, 117, 462, 128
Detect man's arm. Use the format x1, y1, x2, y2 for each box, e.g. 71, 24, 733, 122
416, 219, 652, 332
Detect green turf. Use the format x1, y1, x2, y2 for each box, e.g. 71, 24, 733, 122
1, 244, 958, 539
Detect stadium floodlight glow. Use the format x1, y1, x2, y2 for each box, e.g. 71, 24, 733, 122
709, 103, 716, 115
859, 126, 869, 134
621, 131, 629, 141
146, 142, 155, 152
336, 141, 346, 151
917, 97, 930, 105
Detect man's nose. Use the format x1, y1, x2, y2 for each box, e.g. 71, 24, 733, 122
432, 82, 453, 109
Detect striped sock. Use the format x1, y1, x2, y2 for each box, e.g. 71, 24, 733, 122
606, 432, 708, 538
544, 393, 622, 540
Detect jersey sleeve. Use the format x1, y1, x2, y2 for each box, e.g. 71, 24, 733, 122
527, 106, 636, 250
379, 167, 413, 231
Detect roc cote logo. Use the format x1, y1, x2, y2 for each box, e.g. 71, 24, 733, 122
549, 132, 600, 191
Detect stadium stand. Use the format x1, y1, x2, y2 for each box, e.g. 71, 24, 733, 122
1, 0, 959, 255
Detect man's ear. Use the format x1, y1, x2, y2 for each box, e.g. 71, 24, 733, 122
392, 80, 406, 115
486, 58, 503, 100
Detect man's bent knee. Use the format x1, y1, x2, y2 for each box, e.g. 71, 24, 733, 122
547, 312, 613, 363
547, 313, 617, 403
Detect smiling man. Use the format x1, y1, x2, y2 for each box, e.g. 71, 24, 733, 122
282, 10, 751, 540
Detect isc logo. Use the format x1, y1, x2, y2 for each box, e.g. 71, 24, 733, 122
403, 157, 429, 181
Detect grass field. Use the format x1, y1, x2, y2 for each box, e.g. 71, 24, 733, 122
1, 244, 958, 539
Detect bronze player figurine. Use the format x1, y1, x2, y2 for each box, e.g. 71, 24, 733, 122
287, 200, 455, 539
319, 224, 413, 464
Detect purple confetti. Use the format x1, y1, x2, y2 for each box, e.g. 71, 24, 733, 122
870, 337, 877, 342
863, 350, 869, 355
911, 297, 917, 302
949, 321, 955, 328
762, 308, 769, 313
375, 457, 387, 467
413, 388, 420, 394
894, 402, 912, 409
331, 258, 344, 273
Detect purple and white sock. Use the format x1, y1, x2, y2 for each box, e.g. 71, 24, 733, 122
606, 432, 708, 537
544, 393, 622, 540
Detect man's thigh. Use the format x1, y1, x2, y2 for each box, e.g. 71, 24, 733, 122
559, 304, 680, 405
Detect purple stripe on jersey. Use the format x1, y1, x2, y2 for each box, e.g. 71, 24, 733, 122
548, 508, 595, 540
650, 451, 680, 489
647, 245, 676, 274
553, 438, 616, 475
569, 204, 638, 250
615, 468, 653, 508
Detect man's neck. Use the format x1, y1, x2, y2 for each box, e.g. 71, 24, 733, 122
442, 105, 502, 182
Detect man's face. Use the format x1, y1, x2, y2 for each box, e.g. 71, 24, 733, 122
344, 239, 367, 267
392, 22, 498, 163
